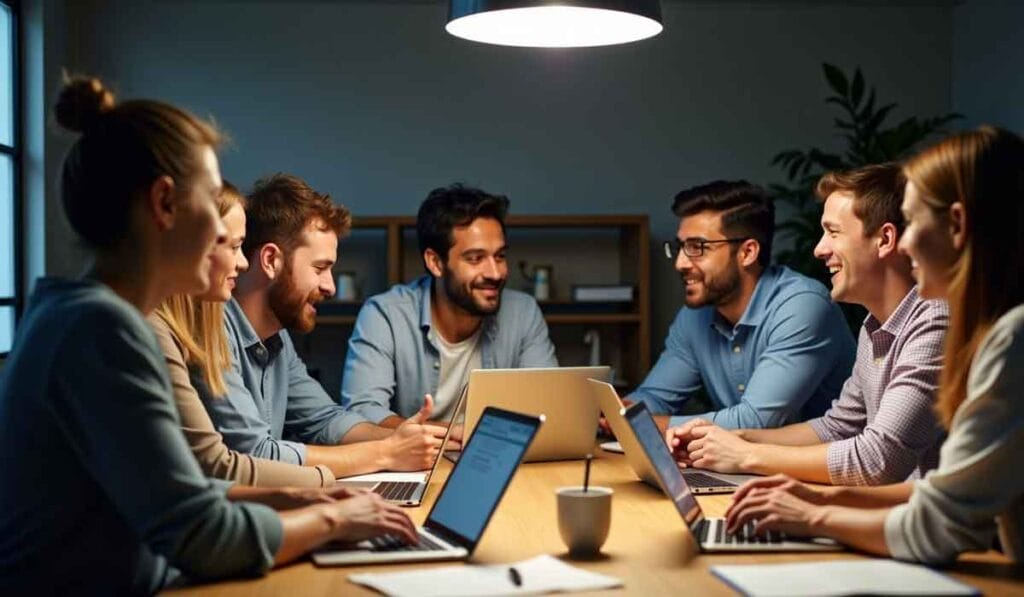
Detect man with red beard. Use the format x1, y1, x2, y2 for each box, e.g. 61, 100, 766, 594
629, 180, 855, 431
341, 184, 557, 426
202, 174, 445, 478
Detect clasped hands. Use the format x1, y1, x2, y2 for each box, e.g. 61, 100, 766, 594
663, 417, 754, 473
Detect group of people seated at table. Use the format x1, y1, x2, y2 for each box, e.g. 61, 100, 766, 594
0, 75, 1021, 593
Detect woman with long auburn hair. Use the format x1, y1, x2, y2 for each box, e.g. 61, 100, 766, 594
723, 126, 1024, 564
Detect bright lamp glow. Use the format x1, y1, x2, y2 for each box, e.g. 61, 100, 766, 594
446, 6, 663, 48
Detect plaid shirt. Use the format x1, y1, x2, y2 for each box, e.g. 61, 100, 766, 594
808, 287, 948, 485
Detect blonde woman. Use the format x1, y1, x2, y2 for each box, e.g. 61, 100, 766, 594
724, 126, 1024, 564
149, 181, 337, 488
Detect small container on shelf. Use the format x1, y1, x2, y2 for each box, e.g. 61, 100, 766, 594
571, 284, 635, 303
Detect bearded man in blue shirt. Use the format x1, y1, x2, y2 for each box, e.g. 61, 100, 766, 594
341, 184, 558, 427
631, 180, 855, 430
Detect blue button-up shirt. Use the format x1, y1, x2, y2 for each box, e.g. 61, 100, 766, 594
200, 299, 367, 465
341, 275, 558, 423
633, 266, 855, 429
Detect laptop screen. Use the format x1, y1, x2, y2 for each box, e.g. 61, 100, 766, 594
625, 403, 705, 528
426, 408, 540, 548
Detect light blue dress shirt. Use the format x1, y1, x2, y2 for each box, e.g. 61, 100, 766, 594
201, 298, 368, 465
341, 275, 558, 423
633, 266, 855, 429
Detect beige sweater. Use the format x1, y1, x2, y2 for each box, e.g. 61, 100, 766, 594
884, 303, 1024, 564
147, 314, 335, 487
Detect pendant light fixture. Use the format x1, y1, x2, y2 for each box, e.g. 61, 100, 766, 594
446, 1, 663, 48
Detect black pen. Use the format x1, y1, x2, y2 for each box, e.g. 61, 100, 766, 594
508, 566, 523, 587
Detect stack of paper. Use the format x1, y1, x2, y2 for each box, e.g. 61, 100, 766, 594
711, 559, 979, 596
349, 554, 622, 596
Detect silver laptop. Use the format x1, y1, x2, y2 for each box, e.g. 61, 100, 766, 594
313, 407, 543, 566
589, 379, 756, 494
337, 386, 466, 506
461, 366, 609, 462
624, 401, 843, 553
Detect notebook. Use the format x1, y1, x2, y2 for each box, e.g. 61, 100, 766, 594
711, 560, 979, 596
349, 555, 623, 596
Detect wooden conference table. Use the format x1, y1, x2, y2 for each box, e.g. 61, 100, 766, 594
168, 449, 1024, 596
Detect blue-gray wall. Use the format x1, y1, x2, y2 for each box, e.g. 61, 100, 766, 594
44, 0, 956, 351
953, 0, 1024, 133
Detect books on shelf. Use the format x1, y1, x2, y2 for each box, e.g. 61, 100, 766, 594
571, 285, 634, 303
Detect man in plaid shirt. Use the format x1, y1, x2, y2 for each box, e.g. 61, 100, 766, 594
666, 163, 948, 485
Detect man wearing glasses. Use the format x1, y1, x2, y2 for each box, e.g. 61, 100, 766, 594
665, 166, 947, 486
630, 180, 855, 430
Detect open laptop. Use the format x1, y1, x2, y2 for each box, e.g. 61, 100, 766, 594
313, 407, 543, 566
623, 401, 843, 553
336, 386, 467, 506
459, 366, 609, 462
589, 379, 756, 494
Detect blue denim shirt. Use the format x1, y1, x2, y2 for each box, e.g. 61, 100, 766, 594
200, 299, 367, 465
341, 275, 558, 423
633, 266, 856, 429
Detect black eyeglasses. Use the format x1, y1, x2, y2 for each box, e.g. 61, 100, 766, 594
663, 238, 747, 260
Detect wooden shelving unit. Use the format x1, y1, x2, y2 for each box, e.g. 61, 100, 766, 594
297, 214, 650, 398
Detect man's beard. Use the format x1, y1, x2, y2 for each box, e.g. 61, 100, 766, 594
442, 268, 504, 317
684, 262, 741, 309
268, 266, 323, 333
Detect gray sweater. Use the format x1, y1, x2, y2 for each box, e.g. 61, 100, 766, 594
0, 278, 282, 594
885, 303, 1024, 564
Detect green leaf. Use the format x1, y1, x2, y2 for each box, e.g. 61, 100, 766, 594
865, 103, 897, 135
858, 88, 877, 123
770, 149, 804, 167
807, 149, 844, 171
834, 118, 855, 131
822, 63, 849, 97
851, 69, 865, 108
823, 95, 845, 106
788, 158, 805, 181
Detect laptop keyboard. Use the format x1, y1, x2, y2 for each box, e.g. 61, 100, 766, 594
697, 518, 785, 545
683, 472, 736, 489
375, 481, 419, 501
369, 531, 447, 553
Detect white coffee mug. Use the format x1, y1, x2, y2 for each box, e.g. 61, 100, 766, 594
556, 486, 612, 556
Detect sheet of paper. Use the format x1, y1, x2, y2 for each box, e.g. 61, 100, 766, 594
711, 559, 979, 597
348, 554, 622, 596
336, 471, 427, 483
600, 441, 624, 453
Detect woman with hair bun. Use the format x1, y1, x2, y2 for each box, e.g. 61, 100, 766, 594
0, 77, 415, 594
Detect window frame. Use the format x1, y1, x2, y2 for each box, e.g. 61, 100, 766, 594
0, 0, 22, 357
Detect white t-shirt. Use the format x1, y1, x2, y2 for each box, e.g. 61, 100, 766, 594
431, 327, 483, 422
